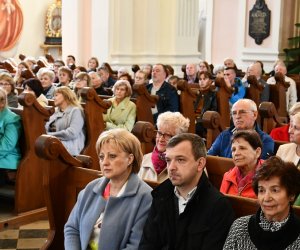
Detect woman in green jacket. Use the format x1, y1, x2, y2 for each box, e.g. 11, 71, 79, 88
103, 79, 136, 131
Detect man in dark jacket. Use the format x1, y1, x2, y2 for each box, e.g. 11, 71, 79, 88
139, 133, 234, 250
146, 64, 179, 124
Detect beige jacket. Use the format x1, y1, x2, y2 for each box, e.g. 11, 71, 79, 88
276, 143, 300, 166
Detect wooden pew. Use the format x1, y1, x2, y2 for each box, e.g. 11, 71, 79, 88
177, 79, 197, 133
225, 194, 259, 218
205, 155, 234, 190
131, 121, 156, 155
80, 87, 112, 170
258, 102, 286, 134
268, 73, 289, 122
245, 75, 264, 108
214, 77, 234, 128
33, 135, 300, 249
258, 101, 287, 153
288, 74, 300, 102
202, 111, 225, 149
35, 135, 97, 250
132, 83, 158, 125
1, 92, 55, 215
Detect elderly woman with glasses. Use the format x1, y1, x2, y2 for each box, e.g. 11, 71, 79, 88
223, 156, 300, 249
138, 111, 190, 182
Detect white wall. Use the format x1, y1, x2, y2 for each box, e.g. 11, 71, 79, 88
0, 0, 58, 62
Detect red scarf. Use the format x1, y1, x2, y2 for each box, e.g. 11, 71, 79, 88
103, 183, 110, 200
151, 146, 167, 174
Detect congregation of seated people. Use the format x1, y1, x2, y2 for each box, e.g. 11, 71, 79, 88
2, 53, 300, 249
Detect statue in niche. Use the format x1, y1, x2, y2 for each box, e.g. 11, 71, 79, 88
0, 0, 23, 51
44, 0, 62, 45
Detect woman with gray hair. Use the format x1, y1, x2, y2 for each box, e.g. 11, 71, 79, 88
138, 111, 190, 182
103, 79, 136, 131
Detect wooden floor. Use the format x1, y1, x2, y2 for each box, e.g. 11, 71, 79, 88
0, 196, 49, 250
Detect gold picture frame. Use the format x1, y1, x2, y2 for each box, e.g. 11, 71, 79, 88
45, 0, 62, 44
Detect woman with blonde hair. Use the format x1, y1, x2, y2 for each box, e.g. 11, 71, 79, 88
103, 79, 136, 131
138, 111, 190, 182
64, 129, 152, 250
45, 86, 85, 155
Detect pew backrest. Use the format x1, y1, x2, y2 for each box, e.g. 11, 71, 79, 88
132, 83, 158, 125
214, 77, 234, 128
35, 135, 98, 250
206, 155, 235, 190
177, 79, 197, 133
8, 92, 55, 214
259, 102, 287, 134
80, 87, 111, 170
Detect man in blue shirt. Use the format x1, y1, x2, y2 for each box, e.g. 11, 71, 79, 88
208, 98, 274, 159
224, 67, 245, 106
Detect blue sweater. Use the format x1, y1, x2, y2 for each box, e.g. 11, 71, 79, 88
0, 107, 22, 170
207, 124, 274, 159
64, 173, 152, 250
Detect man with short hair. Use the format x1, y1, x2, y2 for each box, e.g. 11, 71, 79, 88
139, 133, 234, 250
224, 67, 246, 106
184, 63, 199, 83
147, 64, 179, 124
208, 98, 274, 159
267, 63, 297, 111
97, 66, 116, 88
88, 71, 109, 95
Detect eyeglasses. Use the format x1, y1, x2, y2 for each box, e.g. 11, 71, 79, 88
155, 130, 174, 140
231, 110, 254, 116
0, 83, 10, 86
75, 78, 87, 82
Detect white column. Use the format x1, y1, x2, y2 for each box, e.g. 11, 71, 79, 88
109, 0, 201, 74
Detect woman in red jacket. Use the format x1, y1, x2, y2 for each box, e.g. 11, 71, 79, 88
220, 130, 263, 198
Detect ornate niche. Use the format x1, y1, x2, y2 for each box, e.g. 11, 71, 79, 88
44, 0, 62, 45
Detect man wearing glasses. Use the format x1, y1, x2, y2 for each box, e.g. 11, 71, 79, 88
207, 98, 274, 159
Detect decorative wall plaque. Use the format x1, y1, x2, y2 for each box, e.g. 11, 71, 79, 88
44, 0, 62, 45
249, 0, 271, 45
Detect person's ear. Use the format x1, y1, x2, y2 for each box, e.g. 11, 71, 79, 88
128, 154, 134, 166
289, 195, 296, 203
253, 110, 258, 120
197, 157, 206, 172
255, 147, 262, 159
